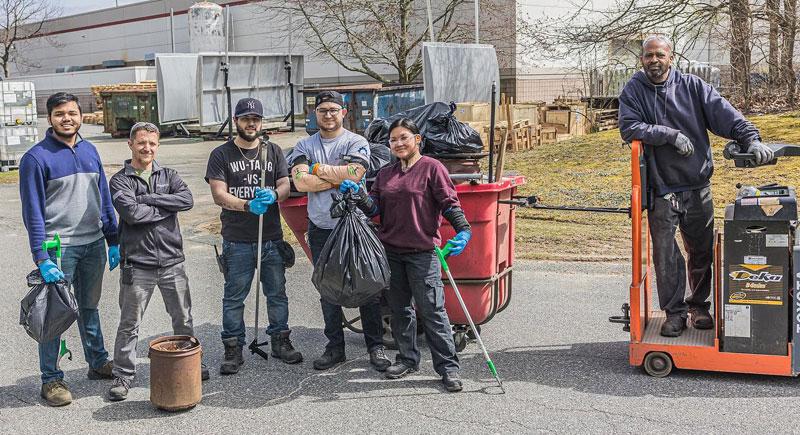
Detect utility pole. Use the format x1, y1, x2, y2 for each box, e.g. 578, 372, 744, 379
474, 0, 479, 43
426, 0, 436, 42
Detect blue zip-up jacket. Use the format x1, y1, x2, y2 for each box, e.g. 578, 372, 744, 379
19, 128, 119, 263
619, 68, 760, 195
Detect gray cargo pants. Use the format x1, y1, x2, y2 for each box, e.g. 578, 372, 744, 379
112, 262, 194, 380
647, 186, 714, 317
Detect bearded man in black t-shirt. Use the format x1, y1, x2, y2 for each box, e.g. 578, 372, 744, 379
205, 98, 302, 375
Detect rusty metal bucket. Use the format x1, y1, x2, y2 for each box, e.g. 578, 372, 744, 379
148, 335, 202, 411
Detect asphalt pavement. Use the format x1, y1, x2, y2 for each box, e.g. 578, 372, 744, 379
1, 124, 799, 434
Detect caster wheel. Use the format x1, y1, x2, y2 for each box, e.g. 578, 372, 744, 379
453, 331, 467, 353
466, 325, 481, 340
643, 352, 673, 377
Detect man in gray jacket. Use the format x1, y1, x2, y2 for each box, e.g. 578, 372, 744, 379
107, 122, 207, 401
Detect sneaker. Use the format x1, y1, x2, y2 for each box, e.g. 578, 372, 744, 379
689, 306, 714, 330
41, 380, 72, 407
108, 377, 131, 401
442, 372, 463, 392
201, 363, 210, 381
385, 362, 417, 379
87, 360, 114, 380
369, 346, 391, 372
660, 314, 687, 337
313, 348, 346, 370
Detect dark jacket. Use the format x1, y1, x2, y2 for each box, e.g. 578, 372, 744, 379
109, 160, 193, 269
619, 68, 760, 195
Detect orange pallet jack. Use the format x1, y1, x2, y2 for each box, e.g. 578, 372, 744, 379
609, 140, 800, 377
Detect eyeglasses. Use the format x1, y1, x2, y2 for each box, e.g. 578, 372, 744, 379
389, 134, 416, 145
315, 108, 341, 117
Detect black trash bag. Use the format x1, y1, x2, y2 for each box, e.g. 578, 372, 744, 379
365, 102, 483, 155
425, 102, 484, 155
368, 142, 392, 177
365, 102, 452, 146
312, 192, 390, 308
19, 269, 79, 343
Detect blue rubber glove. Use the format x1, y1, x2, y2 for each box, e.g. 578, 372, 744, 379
308, 163, 320, 174
38, 259, 65, 283
255, 187, 277, 205
108, 245, 120, 271
247, 198, 269, 216
447, 231, 471, 256
339, 179, 360, 194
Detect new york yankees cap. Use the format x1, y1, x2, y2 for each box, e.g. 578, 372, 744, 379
234, 97, 264, 118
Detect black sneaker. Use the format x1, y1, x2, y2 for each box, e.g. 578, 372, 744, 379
442, 372, 463, 392
688, 306, 714, 330
660, 314, 687, 337
313, 348, 346, 370
201, 363, 210, 381
369, 346, 391, 372
385, 362, 417, 379
108, 377, 131, 401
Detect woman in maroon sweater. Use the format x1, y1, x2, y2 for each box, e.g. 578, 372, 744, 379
339, 118, 471, 393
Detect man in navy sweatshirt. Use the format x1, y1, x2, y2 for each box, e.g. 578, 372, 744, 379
619, 35, 774, 337
19, 92, 120, 406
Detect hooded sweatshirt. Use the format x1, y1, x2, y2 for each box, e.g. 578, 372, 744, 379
619, 68, 760, 195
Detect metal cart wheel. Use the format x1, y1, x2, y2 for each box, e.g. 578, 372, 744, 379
643, 352, 673, 378
453, 325, 469, 353
341, 307, 363, 333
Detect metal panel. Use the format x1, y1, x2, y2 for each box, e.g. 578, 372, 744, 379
156, 54, 200, 124
197, 52, 303, 126
422, 42, 499, 104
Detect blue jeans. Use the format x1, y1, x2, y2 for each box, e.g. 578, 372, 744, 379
386, 250, 459, 376
40, 237, 109, 384
221, 239, 289, 346
307, 222, 384, 352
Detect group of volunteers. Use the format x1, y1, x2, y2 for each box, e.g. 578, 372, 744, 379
18, 32, 768, 407
19, 89, 471, 407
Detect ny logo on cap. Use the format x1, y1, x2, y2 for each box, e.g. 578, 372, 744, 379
247, 101, 256, 109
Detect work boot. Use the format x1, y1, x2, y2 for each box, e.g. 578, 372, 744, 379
660, 314, 687, 337
442, 371, 463, 392
41, 380, 72, 407
385, 362, 417, 379
313, 348, 346, 370
270, 330, 303, 364
220, 337, 244, 375
689, 306, 714, 330
369, 346, 391, 372
87, 360, 114, 380
108, 377, 131, 401
201, 363, 210, 381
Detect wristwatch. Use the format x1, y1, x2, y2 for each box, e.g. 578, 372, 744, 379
243, 200, 251, 213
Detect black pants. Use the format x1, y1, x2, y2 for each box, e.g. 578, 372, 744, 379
386, 250, 460, 376
307, 222, 384, 352
647, 186, 714, 316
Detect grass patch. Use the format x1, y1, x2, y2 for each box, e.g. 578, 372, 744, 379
0, 170, 19, 184
503, 112, 800, 261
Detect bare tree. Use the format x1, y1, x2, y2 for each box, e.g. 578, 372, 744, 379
729, 0, 752, 110
766, 0, 780, 86
258, 0, 512, 84
781, 0, 797, 106
0, 0, 60, 79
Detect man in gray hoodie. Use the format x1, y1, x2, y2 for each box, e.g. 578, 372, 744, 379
619, 35, 774, 337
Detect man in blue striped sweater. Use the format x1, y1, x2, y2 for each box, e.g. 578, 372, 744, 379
19, 92, 120, 407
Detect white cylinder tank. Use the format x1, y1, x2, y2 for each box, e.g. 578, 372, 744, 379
188, 2, 225, 53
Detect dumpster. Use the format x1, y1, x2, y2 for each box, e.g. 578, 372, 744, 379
101, 90, 167, 138
278, 175, 525, 347
303, 84, 424, 136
